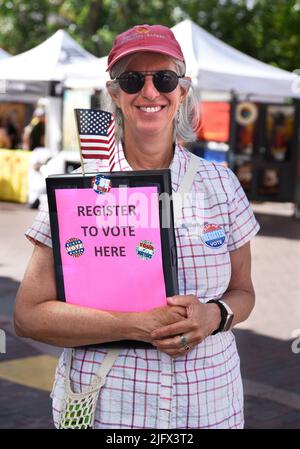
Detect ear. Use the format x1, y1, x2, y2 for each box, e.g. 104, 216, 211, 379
106, 81, 121, 108
179, 76, 191, 102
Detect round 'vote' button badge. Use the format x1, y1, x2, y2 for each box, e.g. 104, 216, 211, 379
201, 223, 226, 249
136, 240, 155, 260
92, 175, 112, 195
65, 238, 84, 257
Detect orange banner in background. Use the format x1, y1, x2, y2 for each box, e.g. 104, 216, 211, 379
197, 102, 230, 142
0, 149, 31, 203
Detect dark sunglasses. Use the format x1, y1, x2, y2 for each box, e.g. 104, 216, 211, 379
115, 70, 184, 94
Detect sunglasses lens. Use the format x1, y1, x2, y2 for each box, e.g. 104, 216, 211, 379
154, 70, 179, 93
119, 72, 144, 94
117, 70, 180, 94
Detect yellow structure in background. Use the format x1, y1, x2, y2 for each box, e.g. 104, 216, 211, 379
0, 355, 58, 392
0, 149, 31, 203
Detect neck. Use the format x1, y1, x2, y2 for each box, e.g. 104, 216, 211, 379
123, 128, 175, 170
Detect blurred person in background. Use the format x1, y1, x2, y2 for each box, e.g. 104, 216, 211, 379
22, 107, 45, 151
4, 115, 18, 149
0, 117, 11, 148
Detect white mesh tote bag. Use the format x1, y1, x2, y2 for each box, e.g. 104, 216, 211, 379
59, 348, 120, 429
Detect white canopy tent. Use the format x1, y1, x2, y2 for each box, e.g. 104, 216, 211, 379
0, 30, 98, 152
1, 21, 299, 150
64, 56, 109, 89
63, 19, 300, 102
0, 29, 97, 81
172, 19, 300, 101
0, 48, 11, 59
172, 21, 300, 209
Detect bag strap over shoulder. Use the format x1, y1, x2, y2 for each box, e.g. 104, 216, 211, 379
64, 348, 121, 396
173, 153, 200, 225
176, 152, 200, 194
95, 348, 120, 386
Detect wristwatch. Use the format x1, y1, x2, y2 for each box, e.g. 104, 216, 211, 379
207, 300, 234, 335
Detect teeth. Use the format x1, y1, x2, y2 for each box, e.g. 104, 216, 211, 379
139, 106, 162, 113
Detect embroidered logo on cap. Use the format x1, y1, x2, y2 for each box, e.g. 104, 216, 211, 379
201, 223, 226, 249
136, 26, 150, 34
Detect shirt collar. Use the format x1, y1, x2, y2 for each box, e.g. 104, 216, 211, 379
115, 140, 190, 193
83, 141, 189, 181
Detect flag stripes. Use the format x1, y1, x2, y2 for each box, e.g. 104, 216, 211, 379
75, 109, 115, 171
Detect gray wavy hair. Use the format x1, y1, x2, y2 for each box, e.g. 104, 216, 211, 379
102, 53, 200, 144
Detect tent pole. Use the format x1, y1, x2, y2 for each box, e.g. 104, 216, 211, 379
228, 91, 238, 170
292, 98, 300, 218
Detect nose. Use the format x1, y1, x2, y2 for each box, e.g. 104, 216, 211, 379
140, 74, 160, 100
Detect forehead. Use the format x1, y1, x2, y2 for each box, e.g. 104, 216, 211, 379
125, 52, 176, 71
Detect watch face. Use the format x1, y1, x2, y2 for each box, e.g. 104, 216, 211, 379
223, 314, 234, 331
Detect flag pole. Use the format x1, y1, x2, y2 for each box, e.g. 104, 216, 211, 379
74, 109, 86, 176
79, 144, 86, 177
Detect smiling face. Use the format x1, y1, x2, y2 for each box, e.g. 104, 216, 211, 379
108, 52, 189, 141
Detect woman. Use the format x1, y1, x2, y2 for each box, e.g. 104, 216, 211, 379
14, 24, 259, 429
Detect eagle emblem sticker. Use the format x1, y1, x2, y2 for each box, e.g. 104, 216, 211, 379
201, 223, 226, 249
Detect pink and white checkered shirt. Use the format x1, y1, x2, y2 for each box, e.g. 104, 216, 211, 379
25, 142, 259, 429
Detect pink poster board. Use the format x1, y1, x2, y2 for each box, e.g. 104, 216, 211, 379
55, 186, 167, 312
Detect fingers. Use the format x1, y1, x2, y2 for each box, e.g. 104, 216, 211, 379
171, 305, 188, 317
152, 334, 194, 358
152, 335, 180, 350
153, 333, 193, 350
167, 295, 197, 307
151, 320, 190, 340
153, 343, 190, 358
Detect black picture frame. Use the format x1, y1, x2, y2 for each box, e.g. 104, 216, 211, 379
46, 169, 179, 348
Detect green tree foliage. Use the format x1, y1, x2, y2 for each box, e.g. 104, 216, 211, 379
55, 0, 177, 56
0, 0, 299, 71
177, 0, 300, 71
0, 0, 54, 54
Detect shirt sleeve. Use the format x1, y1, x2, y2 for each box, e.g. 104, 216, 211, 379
24, 164, 87, 248
25, 198, 52, 248
226, 168, 260, 251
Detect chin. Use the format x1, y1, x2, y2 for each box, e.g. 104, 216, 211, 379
136, 123, 168, 136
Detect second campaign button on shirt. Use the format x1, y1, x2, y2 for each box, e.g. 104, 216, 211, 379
201, 222, 226, 249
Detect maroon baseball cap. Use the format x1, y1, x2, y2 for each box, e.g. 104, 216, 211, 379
107, 24, 185, 75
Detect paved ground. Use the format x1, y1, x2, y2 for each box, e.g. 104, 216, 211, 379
0, 201, 299, 429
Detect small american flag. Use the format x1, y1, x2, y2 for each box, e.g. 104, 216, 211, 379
75, 109, 115, 171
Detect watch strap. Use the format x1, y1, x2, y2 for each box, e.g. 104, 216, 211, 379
207, 299, 228, 335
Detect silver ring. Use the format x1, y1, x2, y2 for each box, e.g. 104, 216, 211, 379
180, 334, 188, 347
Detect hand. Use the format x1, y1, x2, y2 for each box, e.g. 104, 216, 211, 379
133, 303, 187, 344
150, 295, 221, 358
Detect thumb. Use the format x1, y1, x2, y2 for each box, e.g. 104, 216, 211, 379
167, 295, 195, 307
